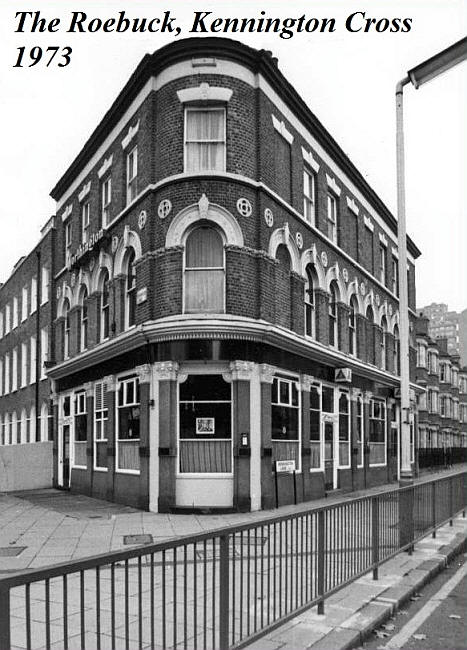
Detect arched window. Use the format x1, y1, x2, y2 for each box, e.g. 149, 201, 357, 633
304, 265, 317, 338
276, 244, 291, 269
393, 325, 400, 375
184, 226, 225, 313
100, 270, 110, 341
366, 306, 375, 364
329, 282, 339, 348
63, 299, 70, 360
79, 288, 88, 352
348, 295, 358, 356
381, 316, 388, 371
125, 250, 137, 328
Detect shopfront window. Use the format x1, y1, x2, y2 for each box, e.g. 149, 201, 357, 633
94, 382, 108, 470
117, 376, 140, 473
179, 375, 232, 473
271, 375, 300, 470
369, 398, 386, 466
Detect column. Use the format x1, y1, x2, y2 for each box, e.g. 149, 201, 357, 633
51, 385, 59, 488
387, 398, 397, 482
155, 361, 179, 513
137, 365, 152, 511
229, 361, 255, 512
259, 364, 275, 510
301, 374, 314, 501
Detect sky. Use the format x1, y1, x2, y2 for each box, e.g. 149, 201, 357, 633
0, 0, 466, 311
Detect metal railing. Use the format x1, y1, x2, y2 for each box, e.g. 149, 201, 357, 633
0, 472, 465, 650
418, 447, 467, 469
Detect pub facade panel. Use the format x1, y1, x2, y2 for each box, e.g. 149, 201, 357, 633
5, 37, 463, 510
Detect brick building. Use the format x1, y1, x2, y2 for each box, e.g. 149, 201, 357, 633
2, 38, 425, 510
0, 217, 55, 490
415, 316, 467, 466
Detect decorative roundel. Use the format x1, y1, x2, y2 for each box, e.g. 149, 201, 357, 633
388, 304, 393, 316
375, 294, 380, 306
236, 197, 252, 217
264, 208, 274, 228
70, 273, 76, 288
295, 232, 303, 250
360, 281, 366, 296
111, 236, 119, 253
320, 251, 328, 267
138, 210, 148, 230
158, 199, 172, 219
342, 268, 349, 282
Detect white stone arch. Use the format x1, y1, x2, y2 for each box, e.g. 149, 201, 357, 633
57, 283, 73, 319
378, 301, 389, 328
363, 290, 377, 315
40, 402, 49, 442
300, 245, 326, 289
325, 263, 346, 303
166, 195, 244, 249
91, 250, 113, 293
346, 278, 364, 314
268, 224, 301, 274
73, 270, 92, 308
391, 311, 400, 333
114, 226, 143, 276
20, 408, 27, 444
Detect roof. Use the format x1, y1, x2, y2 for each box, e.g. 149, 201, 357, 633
50, 37, 421, 258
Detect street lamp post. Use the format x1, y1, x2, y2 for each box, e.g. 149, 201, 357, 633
396, 37, 467, 485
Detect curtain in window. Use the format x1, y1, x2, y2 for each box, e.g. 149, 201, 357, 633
186, 109, 225, 172
185, 227, 224, 313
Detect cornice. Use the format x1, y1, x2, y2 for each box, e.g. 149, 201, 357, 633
47, 313, 409, 388
49, 36, 420, 259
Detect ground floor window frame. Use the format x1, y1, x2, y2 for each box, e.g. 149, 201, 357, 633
369, 398, 387, 467
271, 372, 301, 473
72, 389, 87, 470
177, 366, 233, 477
116, 374, 141, 475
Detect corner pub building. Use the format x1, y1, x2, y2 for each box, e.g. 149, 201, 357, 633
46, 37, 421, 512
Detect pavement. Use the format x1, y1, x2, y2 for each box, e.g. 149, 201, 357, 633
0, 466, 464, 573
247, 514, 467, 650
0, 465, 465, 650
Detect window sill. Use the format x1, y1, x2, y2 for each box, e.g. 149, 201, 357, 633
115, 469, 140, 476
71, 465, 87, 470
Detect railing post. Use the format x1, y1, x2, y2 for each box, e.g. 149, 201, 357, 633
219, 534, 230, 649
317, 510, 325, 615
372, 497, 379, 580
399, 485, 414, 552
432, 481, 436, 538
449, 478, 454, 526
0, 584, 11, 650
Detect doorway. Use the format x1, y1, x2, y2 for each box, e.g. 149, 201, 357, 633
323, 417, 338, 490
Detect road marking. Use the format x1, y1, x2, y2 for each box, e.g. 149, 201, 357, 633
385, 560, 467, 649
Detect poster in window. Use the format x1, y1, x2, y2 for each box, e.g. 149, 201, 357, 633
196, 417, 215, 435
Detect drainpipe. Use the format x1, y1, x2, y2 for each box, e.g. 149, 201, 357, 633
35, 250, 41, 441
